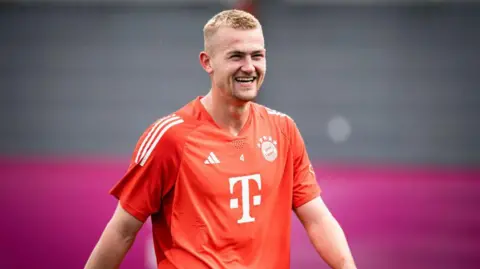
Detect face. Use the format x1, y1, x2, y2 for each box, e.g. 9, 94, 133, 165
201, 27, 266, 102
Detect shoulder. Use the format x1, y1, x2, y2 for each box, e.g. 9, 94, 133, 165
252, 103, 297, 137
253, 103, 291, 121
134, 105, 200, 166
144, 100, 203, 144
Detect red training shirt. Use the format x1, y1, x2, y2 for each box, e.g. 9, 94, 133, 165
110, 96, 321, 269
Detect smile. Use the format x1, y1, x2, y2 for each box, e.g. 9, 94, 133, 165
235, 77, 256, 83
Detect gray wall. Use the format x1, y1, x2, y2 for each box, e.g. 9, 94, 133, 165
1, 6, 214, 155
1, 4, 479, 165
259, 4, 480, 165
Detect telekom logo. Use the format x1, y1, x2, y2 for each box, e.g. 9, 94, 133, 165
229, 174, 262, 224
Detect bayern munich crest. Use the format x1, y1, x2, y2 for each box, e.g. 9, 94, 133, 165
257, 136, 278, 162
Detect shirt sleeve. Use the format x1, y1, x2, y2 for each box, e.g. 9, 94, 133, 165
109, 117, 183, 222
288, 118, 321, 209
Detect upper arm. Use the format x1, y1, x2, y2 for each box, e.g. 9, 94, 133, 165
287, 118, 321, 209
108, 202, 144, 239
294, 196, 332, 227
109, 115, 184, 222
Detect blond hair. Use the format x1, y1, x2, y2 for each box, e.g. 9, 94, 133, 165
203, 9, 261, 53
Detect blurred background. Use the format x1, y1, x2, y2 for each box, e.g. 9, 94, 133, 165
1, 0, 479, 268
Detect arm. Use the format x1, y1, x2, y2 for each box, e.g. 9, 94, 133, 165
295, 197, 356, 269
285, 116, 356, 269
84, 117, 182, 268
85, 203, 144, 269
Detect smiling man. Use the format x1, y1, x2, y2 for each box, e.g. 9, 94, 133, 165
85, 9, 356, 269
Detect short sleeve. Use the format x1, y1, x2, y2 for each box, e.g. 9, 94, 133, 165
288, 119, 321, 209
109, 116, 183, 222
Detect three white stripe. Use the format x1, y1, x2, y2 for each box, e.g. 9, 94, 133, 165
135, 114, 184, 166
266, 108, 288, 118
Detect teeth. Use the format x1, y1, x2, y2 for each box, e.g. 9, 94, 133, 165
235, 77, 255, 82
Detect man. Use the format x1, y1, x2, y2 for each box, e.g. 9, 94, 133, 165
85, 9, 356, 269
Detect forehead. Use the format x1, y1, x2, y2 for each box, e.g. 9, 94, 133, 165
212, 27, 265, 54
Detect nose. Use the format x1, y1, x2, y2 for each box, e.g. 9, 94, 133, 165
241, 57, 255, 73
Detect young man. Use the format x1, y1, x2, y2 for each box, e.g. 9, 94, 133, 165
85, 9, 356, 269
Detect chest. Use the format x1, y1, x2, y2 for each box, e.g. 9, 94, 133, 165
179, 126, 290, 198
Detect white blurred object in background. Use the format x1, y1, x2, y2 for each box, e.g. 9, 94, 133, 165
327, 115, 352, 144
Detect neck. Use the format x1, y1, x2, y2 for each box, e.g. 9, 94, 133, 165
200, 90, 251, 136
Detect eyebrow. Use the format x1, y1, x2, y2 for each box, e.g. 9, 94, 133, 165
227, 49, 266, 55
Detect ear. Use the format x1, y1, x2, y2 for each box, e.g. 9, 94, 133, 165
199, 51, 213, 74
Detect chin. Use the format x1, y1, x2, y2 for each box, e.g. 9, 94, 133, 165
233, 88, 258, 102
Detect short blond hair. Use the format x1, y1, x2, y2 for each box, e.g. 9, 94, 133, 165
203, 9, 261, 52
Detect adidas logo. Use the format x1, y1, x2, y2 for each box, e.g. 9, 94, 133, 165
204, 152, 220, 165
